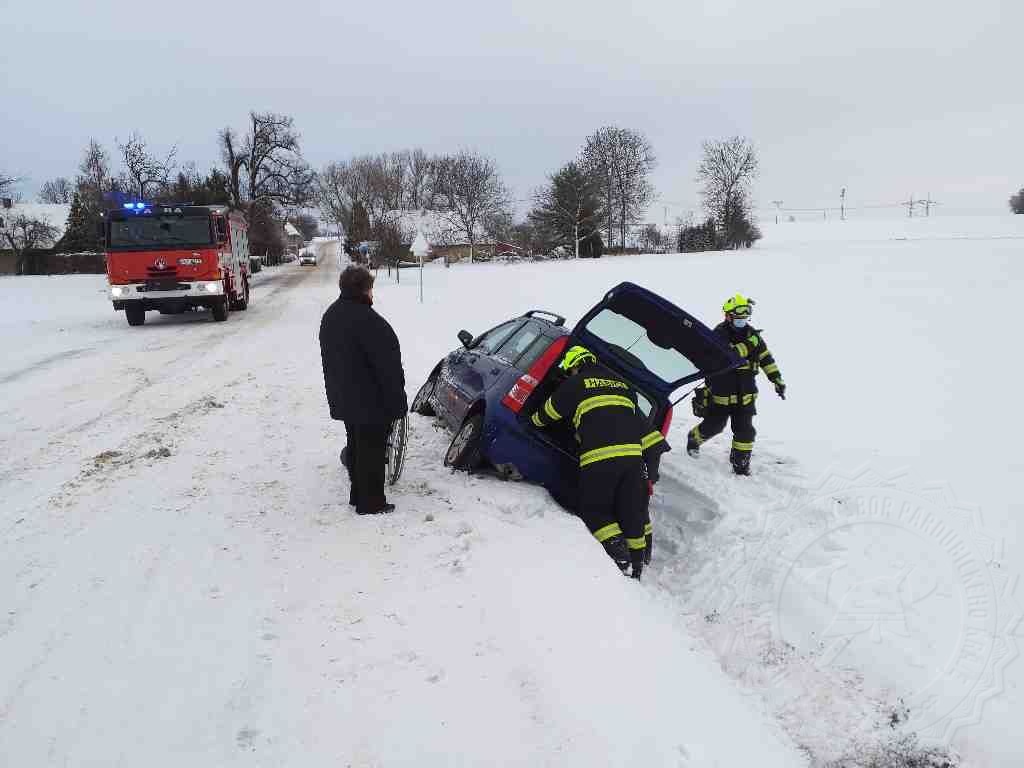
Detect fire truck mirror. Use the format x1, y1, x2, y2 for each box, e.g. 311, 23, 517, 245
215, 219, 228, 243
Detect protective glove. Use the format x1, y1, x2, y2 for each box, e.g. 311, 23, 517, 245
644, 530, 653, 565
775, 381, 786, 400
630, 547, 645, 580
602, 535, 631, 575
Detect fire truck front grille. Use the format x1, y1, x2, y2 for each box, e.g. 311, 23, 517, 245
146, 266, 178, 278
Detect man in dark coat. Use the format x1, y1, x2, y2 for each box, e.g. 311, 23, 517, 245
320, 265, 408, 514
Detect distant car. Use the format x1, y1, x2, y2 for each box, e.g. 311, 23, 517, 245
298, 251, 317, 266
410, 282, 740, 510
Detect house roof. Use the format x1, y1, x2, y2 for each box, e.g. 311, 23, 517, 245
0, 202, 71, 248
283, 222, 301, 237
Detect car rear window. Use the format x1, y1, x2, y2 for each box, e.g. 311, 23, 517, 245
475, 320, 521, 354
584, 308, 700, 383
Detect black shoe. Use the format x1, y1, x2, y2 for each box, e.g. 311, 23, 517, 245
357, 503, 395, 515
686, 434, 700, 457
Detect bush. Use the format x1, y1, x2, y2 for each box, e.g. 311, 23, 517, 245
825, 733, 960, 768
1010, 188, 1024, 214
678, 218, 720, 252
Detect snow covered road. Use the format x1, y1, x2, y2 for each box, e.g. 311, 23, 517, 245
1, 246, 804, 766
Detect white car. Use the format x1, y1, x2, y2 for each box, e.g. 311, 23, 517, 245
298, 251, 317, 266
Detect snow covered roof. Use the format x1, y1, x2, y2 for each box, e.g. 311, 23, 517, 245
283, 222, 301, 237
0, 202, 71, 248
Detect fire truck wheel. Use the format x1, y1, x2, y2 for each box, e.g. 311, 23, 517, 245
211, 295, 229, 322
125, 305, 145, 326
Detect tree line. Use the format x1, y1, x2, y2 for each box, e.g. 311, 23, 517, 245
4, 116, 765, 275
3, 112, 319, 273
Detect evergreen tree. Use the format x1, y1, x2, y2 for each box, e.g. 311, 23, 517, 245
529, 162, 604, 257
56, 192, 98, 253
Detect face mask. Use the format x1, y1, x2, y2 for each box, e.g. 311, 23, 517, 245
731, 318, 748, 329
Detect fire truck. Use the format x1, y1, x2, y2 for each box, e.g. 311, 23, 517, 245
102, 203, 251, 326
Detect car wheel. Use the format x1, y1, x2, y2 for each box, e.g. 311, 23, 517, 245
411, 372, 438, 416
444, 412, 483, 470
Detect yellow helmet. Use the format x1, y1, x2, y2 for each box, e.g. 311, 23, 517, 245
560, 345, 597, 372
722, 293, 755, 317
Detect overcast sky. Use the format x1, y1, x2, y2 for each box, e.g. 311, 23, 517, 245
2, 0, 1020, 220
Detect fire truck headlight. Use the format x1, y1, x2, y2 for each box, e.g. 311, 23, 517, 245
203, 281, 222, 294
111, 285, 127, 297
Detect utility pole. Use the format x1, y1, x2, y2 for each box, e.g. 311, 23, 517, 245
902, 194, 916, 218
840, 187, 847, 221
771, 200, 783, 224
923, 194, 940, 217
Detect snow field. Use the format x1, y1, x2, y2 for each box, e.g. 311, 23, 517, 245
2, 219, 1022, 765
0, 241, 801, 766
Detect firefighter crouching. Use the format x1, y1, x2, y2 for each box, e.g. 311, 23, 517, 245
531, 345, 664, 579
687, 294, 785, 475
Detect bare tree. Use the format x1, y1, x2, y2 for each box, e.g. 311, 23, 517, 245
244, 111, 314, 206
316, 162, 354, 236
404, 148, 433, 209
439, 150, 511, 264
38, 177, 74, 204
697, 136, 759, 249
2, 214, 60, 274
118, 131, 177, 199
581, 126, 655, 251
75, 139, 111, 214
219, 127, 246, 207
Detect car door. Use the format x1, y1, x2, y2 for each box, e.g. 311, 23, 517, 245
570, 282, 740, 403
446, 319, 522, 425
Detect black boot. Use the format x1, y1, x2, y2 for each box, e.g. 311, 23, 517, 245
730, 448, 751, 476
602, 535, 631, 575
686, 432, 701, 457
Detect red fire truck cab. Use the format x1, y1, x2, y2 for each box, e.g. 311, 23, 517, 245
103, 203, 251, 326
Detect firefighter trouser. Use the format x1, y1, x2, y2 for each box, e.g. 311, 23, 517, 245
690, 404, 757, 457
578, 456, 648, 551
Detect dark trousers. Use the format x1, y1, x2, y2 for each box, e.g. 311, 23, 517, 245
691, 405, 756, 457
578, 457, 647, 543
343, 422, 389, 514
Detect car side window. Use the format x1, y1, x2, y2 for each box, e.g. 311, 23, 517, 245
494, 322, 544, 366
474, 321, 521, 355
514, 333, 554, 371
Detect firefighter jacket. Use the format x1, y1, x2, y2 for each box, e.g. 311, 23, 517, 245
530, 361, 653, 468
706, 322, 784, 410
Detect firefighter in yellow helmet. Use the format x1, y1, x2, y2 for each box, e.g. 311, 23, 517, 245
687, 294, 785, 475
530, 345, 663, 578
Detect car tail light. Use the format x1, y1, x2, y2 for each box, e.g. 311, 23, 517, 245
661, 405, 673, 437
501, 336, 569, 413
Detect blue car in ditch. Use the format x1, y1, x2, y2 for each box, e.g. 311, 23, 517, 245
410, 282, 740, 510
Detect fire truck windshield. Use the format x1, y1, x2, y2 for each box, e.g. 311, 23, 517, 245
109, 216, 213, 250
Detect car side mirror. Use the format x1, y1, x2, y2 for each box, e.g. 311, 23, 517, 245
458, 330, 474, 349
215, 219, 228, 244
